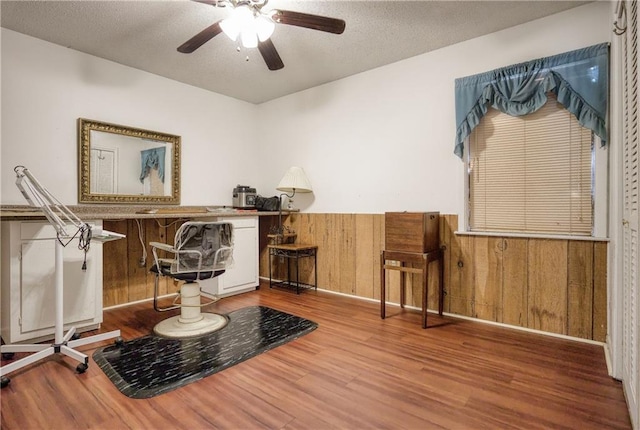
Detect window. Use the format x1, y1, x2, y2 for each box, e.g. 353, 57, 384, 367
454, 44, 609, 237
467, 93, 594, 236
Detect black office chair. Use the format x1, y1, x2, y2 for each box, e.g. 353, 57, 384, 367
150, 221, 234, 337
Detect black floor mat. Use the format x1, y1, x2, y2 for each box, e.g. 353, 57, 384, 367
93, 306, 317, 399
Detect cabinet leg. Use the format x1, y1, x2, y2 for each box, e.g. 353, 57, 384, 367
422, 260, 428, 329
380, 251, 386, 319
269, 252, 273, 289
438, 253, 444, 316
314, 252, 318, 291
400, 262, 405, 309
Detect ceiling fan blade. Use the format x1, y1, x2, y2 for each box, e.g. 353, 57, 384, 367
272, 10, 345, 34
258, 39, 284, 71
177, 21, 223, 53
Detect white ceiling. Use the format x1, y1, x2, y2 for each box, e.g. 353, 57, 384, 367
1, 0, 592, 104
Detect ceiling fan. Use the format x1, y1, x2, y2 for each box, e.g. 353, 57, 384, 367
178, 0, 346, 71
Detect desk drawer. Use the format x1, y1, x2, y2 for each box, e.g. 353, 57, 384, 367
223, 217, 257, 229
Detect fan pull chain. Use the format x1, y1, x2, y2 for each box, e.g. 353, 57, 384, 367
234, 45, 250, 62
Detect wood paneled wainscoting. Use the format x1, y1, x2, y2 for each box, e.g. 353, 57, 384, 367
259, 213, 607, 342
102, 218, 183, 307
101, 215, 607, 342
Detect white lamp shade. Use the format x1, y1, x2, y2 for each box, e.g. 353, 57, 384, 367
255, 15, 275, 41
220, 18, 240, 41
221, 5, 254, 41
277, 167, 313, 193
241, 30, 258, 48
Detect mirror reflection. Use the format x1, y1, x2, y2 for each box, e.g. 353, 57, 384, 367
78, 119, 181, 204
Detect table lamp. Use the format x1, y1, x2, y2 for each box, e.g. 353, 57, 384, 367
274, 166, 313, 238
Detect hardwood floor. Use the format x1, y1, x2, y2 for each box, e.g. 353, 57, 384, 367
1, 281, 632, 429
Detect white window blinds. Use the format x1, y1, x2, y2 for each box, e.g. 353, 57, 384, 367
469, 93, 593, 236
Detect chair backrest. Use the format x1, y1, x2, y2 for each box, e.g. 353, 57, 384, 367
173, 221, 234, 273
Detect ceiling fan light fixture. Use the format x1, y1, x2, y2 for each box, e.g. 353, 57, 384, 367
220, 4, 254, 41
179, 1, 346, 71
220, 18, 239, 40
255, 15, 275, 42
241, 29, 258, 48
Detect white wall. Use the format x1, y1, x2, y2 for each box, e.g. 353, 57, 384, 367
255, 1, 611, 216
0, 29, 259, 206
1, 2, 611, 214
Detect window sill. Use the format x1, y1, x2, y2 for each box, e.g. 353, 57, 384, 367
455, 230, 609, 242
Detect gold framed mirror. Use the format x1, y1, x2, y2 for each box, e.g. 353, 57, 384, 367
78, 118, 181, 204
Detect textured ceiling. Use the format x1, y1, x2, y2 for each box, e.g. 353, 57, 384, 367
1, 0, 592, 104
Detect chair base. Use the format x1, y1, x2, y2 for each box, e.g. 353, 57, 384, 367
153, 313, 228, 338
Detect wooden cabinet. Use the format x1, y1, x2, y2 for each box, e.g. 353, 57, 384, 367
200, 216, 259, 297
385, 212, 439, 253
0, 220, 104, 344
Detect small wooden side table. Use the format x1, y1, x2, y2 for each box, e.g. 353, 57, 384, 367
380, 249, 444, 328
268, 244, 318, 294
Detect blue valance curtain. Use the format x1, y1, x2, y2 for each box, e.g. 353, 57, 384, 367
140, 147, 166, 183
454, 43, 609, 158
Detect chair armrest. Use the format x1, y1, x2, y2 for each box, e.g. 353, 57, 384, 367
150, 242, 177, 273
150, 242, 175, 252
213, 246, 234, 270
176, 249, 205, 270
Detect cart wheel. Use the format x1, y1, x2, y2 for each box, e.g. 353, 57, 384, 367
2, 353, 15, 360
76, 363, 88, 374
1, 376, 10, 388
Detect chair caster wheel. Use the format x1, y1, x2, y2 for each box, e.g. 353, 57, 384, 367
76, 363, 88, 374
71, 333, 81, 341
1, 376, 10, 388
2, 352, 15, 360
114, 337, 124, 346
